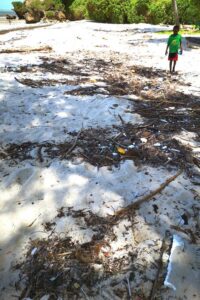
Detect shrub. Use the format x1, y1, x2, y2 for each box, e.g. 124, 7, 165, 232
25, 0, 65, 11
26, 0, 43, 10
87, 0, 130, 24
45, 10, 56, 19
43, 0, 65, 11
13, 0, 200, 24
12, 1, 27, 19
66, 0, 88, 20
148, 0, 173, 24
127, 0, 152, 23
177, 0, 200, 24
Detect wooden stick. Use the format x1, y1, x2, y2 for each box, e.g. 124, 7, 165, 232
62, 130, 82, 158
27, 214, 41, 228
57, 251, 72, 256
113, 169, 182, 220
126, 274, 132, 298
80, 287, 89, 300
149, 233, 172, 300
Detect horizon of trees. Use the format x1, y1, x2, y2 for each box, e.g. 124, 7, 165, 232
12, 0, 200, 25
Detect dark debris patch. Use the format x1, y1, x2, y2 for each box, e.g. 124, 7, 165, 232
14, 232, 136, 299
14, 205, 151, 300
0, 124, 199, 175
15, 77, 89, 88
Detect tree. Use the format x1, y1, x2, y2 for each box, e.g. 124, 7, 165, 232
172, 0, 179, 25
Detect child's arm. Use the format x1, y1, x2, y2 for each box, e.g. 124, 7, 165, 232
165, 44, 169, 55
165, 36, 170, 55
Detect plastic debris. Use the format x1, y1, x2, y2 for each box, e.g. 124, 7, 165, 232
31, 247, 38, 256
117, 147, 126, 155
154, 142, 161, 147
128, 144, 135, 149
164, 235, 184, 291
140, 138, 147, 143
112, 152, 118, 157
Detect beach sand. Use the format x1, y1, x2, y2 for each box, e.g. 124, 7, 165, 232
0, 20, 200, 300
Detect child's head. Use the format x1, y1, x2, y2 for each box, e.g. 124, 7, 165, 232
173, 25, 180, 34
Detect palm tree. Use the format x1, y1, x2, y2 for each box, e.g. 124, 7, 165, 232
172, 0, 179, 25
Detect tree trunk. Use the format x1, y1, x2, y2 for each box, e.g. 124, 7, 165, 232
172, 0, 180, 25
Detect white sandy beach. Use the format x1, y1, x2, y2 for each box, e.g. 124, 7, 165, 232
0, 20, 200, 300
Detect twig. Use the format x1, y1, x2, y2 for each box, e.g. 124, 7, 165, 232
126, 274, 132, 298
57, 251, 72, 256
80, 287, 89, 300
113, 169, 182, 220
112, 132, 123, 140
19, 284, 32, 300
149, 233, 171, 300
170, 225, 196, 243
118, 114, 125, 125
27, 214, 41, 228
118, 114, 129, 137
62, 130, 82, 158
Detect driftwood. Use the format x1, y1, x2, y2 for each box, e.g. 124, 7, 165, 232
113, 169, 182, 221
0, 46, 52, 54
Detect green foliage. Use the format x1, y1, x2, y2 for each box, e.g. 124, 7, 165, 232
148, 0, 173, 24
13, 0, 200, 24
45, 10, 56, 19
26, 0, 64, 11
12, 1, 27, 19
127, 0, 150, 23
128, 0, 200, 25
177, 0, 200, 24
43, 0, 65, 11
66, 0, 88, 20
87, 0, 130, 23
26, 0, 43, 10
195, 22, 200, 30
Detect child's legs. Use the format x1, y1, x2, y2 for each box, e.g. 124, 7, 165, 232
169, 61, 173, 72
172, 61, 177, 72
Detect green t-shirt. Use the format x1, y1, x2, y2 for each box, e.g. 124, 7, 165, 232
168, 34, 182, 53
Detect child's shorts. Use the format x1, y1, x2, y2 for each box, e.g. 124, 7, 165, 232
168, 53, 178, 61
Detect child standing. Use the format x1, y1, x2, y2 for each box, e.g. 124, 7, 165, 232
165, 25, 183, 73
